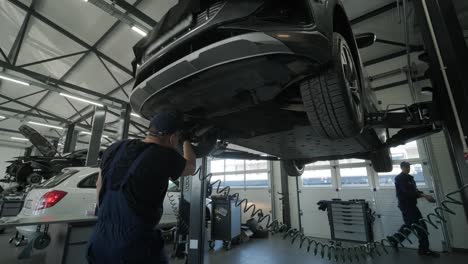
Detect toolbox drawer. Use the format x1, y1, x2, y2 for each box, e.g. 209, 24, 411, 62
333, 223, 366, 233
331, 210, 363, 218
331, 204, 364, 210
334, 230, 367, 242
331, 214, 365, 223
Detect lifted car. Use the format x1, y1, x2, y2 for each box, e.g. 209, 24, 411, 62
131, 0, 396, 175
3, 125, 90, 185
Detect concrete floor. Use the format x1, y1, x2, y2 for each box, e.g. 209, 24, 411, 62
1, 227, 467, 264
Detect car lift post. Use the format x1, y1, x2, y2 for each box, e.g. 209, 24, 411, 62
85, 107, 106, 166
118, 104, 131, 140
413, 0, 468, 218
186, 158, 207, 264
63, 123, 78, 153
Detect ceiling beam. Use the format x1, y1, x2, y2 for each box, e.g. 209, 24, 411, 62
67, 78, 133, 121
8, 0, 36, 65
0, 90, 46, 107
17, 50, 88, 68
0, 60, 126, 105
0, 47, 10, 65
0, 93, 67, 120
7, 0, 133, 76
363, 46, 425, 67
351, 1, 399, 25
112, 0, 157, 27
372, 76, 428, 92
0, 106, 67, 123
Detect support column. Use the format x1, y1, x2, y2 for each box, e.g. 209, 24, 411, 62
187, 158, 207, 264
63, 123, 78, 153
279, 166, 291, 228
118, 104, 131, 140
86, 107, 106, 166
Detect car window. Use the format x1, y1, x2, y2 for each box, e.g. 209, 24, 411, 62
168, 180, 180, 192
78, 173, 99, 189
37, 169, 78, 189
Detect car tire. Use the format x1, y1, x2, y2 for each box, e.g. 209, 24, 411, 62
27, 173, 43, 185
300, 32, 364, 139
370, 148, 393, 172
282, 160, 305, 177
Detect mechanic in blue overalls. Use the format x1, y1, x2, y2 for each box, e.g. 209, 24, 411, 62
389, 161, 439, 257
87, 111, 196, 263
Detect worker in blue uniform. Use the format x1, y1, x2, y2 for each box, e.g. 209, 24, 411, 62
389, 161, 440, 257
86, 111, 196, 264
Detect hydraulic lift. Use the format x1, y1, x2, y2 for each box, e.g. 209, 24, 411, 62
182, 0, 468, 263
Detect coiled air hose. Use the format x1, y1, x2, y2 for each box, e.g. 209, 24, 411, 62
186, 166, 468, 262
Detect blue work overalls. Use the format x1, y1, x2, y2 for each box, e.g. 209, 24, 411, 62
87, 141, 168, 264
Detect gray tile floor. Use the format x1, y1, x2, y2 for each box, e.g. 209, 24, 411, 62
1, 227, 467, 264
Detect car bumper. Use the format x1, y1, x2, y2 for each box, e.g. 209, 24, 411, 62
130, 31, 327, 118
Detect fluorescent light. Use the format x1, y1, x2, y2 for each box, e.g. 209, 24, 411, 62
11, 137, 29, 141
0, 75, 30, 86
28, 121, 63, 130
80, 131, 110, 139
0, 115, 5, 119
131, 112, 141, 118
59, 93, 104, 107
131, 26, 147, 37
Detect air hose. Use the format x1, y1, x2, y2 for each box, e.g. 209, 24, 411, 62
189, 166, 468, 262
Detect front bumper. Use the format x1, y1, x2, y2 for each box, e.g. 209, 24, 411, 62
131, 31, 327, 118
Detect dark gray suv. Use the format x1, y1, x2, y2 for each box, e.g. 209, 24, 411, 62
131, 0, 392, 175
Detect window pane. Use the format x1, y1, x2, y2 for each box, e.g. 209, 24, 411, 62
378, 163, 426, 186
340, 167, 369, 186
245, 172, 268, 187
245, 160, 268, 171
302, 169, 333, 187
225, 159, 244, 172
338, 159, 366, 164
390, 141, 420, 160
210, 175, 225, 186
225, 174, 244, 187
306, 161, 330, 167
210, 160, 224, 173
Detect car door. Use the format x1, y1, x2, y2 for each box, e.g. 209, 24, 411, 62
75, 172, 98, 215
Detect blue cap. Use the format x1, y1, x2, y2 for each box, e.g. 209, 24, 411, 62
149, 111, 183, 136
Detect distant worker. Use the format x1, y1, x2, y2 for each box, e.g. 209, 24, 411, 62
389, 161, 439, 257
86, 111, 196, 264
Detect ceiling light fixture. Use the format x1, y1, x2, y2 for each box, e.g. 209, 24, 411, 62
0, 74, 30, 86
131, 26, 147, 37
0, 115, 5, 119
80, 131, 110, 139
28, 121, 64, 130
131, 112, 141, 118
11, 137, 29, 141
59, 93, 104, 107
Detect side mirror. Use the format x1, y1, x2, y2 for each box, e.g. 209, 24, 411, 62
355, 32, 376, 49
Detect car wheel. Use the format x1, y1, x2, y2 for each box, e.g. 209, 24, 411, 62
282, 160, 305, 177
370, 148, 393, 172
16, 164, 33, 183
300, 32, 364, 139
27, 173, 43, 185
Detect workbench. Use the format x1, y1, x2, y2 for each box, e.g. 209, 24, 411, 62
0, 215, 97, 264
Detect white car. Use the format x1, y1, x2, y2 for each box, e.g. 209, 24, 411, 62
16, 167, 181, 238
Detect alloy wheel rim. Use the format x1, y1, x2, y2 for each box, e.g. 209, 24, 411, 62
340, 43, 364, 124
